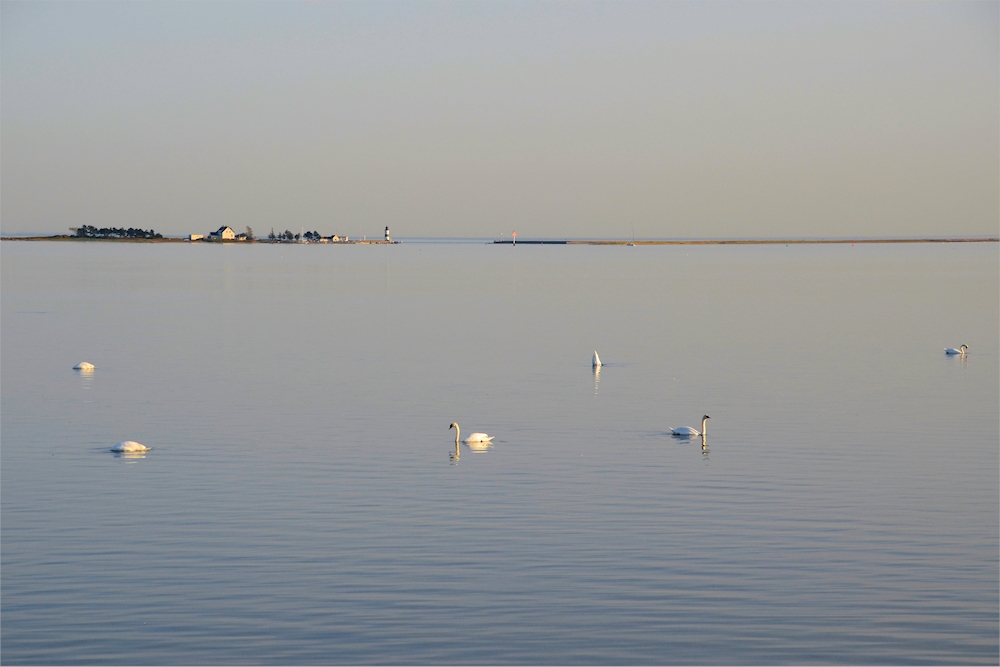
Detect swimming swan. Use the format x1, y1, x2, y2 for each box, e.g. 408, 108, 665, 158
671, 415, 710, 437
450, 423, 493, 445
73, 362, 96, 371
111, 441, 149, 453
592, 351, 602, 368
944, 344, 968, 356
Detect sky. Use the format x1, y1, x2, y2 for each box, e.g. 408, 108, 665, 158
2, 1, 997, 239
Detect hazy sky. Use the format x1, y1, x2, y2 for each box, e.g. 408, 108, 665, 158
2, 1, 997, 238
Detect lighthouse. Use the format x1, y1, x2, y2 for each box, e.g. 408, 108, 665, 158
384, 226, 391, 242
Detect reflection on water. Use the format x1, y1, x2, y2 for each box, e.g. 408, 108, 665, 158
1, 241, 996, 665
448, 440, 494, 463
592, 365, 600, 394
76, 367, 95, 392
111, 451, 146, 462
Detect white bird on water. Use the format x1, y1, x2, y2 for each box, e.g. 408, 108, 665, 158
450, 423, 493, 445
671, 415, 710, 437
73, 362, 96, 371
592, 351, 602, 368
944, 344, 968, 356
111, 441, 149, 453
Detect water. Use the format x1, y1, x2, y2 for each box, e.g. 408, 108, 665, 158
2, 240, 997, 665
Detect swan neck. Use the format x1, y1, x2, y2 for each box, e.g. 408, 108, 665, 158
454, 425, 460, 445
702, 417, 708, 435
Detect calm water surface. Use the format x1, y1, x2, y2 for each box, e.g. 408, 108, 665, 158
2, 240, 997, 664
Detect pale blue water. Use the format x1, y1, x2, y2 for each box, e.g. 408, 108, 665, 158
2, 240, 997, 664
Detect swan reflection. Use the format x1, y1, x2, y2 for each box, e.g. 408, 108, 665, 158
112, 450, 147, 461
593, 365, 601, 394
448, 438, 494, 462
670, 430, 708, 450
75, 365, 95, 392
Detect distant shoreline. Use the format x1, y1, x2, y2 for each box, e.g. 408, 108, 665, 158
1, 235, 996, 245
2, 236, 189, 242
0, 235, 393, 244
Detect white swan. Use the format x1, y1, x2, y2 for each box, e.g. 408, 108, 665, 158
111, 441, 149, 453
671, 415, 710, 437
592, 351, 602, 368
73, 362, 96, 371
944, 344, 968, 356
450, 422, 493, 445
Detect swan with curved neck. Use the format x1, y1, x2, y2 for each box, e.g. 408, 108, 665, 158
450, 422, 493, 445
944, 344, 968, 356
671, 415, 710, 437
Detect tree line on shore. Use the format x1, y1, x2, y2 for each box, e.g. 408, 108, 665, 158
64, 225, 337, 242
71, 225, 162, 239
268, 229, 323, 241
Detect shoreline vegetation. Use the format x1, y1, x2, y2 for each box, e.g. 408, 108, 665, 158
1, 235, 996, 245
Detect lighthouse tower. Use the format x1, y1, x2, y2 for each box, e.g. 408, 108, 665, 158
384, 226, 391, 242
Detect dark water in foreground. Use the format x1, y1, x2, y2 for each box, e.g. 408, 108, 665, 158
2, 240, 997, 664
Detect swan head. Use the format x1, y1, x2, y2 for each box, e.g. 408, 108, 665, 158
702, 415, 711, 421
449, 422, 458, 430
961, 344, 968, 352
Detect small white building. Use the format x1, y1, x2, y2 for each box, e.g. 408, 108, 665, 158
188, 234, 204, 241
210, 226, 236, 240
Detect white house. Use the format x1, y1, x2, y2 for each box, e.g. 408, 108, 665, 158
210, 226, 236, 240
188, 234, 204, 241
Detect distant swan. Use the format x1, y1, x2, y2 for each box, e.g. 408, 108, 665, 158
592, 351, 602, 368
450, 422, 493, 445
73, 362, 96, 371
944, 344, 968, 356
671, 415, 710, 437
111, 441, 149, 453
